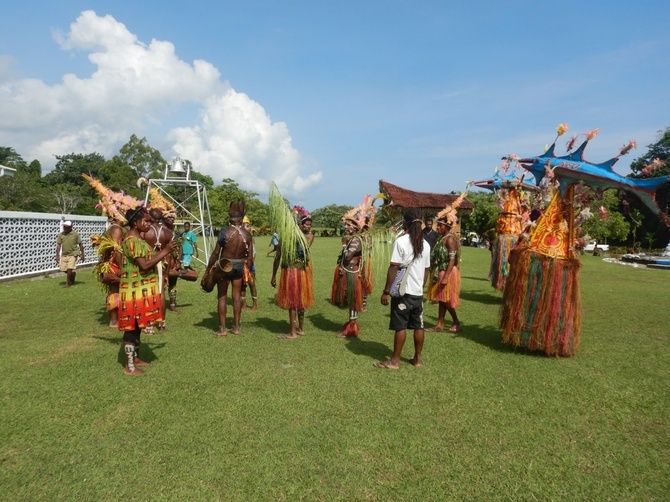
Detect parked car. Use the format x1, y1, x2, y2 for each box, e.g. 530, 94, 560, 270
584, 241, 609, 252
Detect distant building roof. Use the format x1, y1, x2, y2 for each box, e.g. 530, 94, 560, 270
378, 179, 474, 211
0, 165, 16, 177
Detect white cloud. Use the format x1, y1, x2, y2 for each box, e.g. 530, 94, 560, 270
0, 10, 321, 197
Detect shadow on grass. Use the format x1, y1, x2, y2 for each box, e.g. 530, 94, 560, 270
254, 316, 292, 335
452, 323, 512, 353
460, 290, 503, 306
309, 312, 342, 333
341, 336, 392, 361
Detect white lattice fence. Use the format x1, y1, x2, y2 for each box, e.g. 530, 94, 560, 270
0, 211, 108, 280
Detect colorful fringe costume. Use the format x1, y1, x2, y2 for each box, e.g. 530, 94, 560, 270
489, 187, 525, 291
277, 262, 315, 311
118, 236, 164, 331
427, 232, 461, 308
500, 187, 581, 357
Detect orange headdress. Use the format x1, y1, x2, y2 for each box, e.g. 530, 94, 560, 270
147, 188, 177, 218
436, 191, 468, 226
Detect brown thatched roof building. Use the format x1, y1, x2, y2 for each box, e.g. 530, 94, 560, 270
378, 179, 474, 213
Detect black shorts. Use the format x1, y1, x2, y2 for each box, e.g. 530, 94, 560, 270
218, 260, 245, 281
389, 294, 424, 331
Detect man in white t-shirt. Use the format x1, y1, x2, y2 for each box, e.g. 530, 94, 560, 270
377, 208, 431, 369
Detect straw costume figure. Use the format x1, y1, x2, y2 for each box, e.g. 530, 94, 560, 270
501, 124, 666, 357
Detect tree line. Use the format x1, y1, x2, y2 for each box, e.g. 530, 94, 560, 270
2, 127, 669, 247
0, 135, 353, 233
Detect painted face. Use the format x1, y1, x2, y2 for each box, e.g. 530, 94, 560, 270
243, 223, 251, 232
436, 221, 448, 235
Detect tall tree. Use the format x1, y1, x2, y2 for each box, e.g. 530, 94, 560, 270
0, 147, 27, 170
459, 191, 500, 238
310, 204, 354, 231
208, 178, 267, 228
114, 134, 166, 179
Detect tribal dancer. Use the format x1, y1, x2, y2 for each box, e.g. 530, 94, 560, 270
204, 200, 252, 336
426, 193, 467, 333
118, 206, 176, 375
269, 184, 315, 339
83, 174, 140, 328
331, 195, 380, 338
141, 188, 179, 331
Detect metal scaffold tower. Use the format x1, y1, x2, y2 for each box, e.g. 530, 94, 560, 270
143, 157, 214, 266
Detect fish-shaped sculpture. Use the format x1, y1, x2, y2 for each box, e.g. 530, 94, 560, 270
514, 139, 669, 216
470, 169, 538, 192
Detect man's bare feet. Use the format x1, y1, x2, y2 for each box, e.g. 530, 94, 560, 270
426, 326, 444, 332
296, 329, 305, 336
409, 357, 423, 367
447, 323, 463, 333
374, 360, 400, 370
214, 329, 228, 337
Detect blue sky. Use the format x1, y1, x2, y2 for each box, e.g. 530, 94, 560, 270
1, 1, 669, 210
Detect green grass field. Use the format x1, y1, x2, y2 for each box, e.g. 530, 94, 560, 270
1, 237, 668, 500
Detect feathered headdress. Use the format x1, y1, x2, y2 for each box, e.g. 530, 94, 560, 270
82, 174, 143, 225
293, 205, 311, 224
436, 191, 468, 226
343, 193, 385, 230
147, 187, 177, 218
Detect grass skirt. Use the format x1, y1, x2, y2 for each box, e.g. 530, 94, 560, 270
277, 264, 314, 310
500, 246, 581, 357
330, 265, 364, 311
489, 233, 517, 292
427, 267, 461, 308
